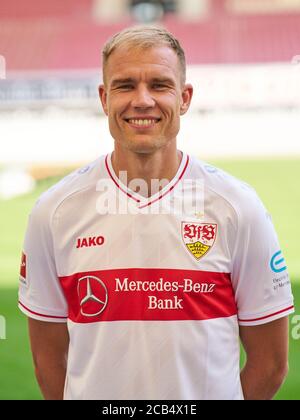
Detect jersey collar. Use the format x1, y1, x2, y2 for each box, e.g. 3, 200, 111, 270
105, 151, 190, 209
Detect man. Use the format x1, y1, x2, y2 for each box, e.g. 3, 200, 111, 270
19, 26, 294, 400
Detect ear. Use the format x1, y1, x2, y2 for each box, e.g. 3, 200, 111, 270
99, 84, 108, 116
180, 83, 193, 116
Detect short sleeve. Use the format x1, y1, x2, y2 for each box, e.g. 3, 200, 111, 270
18, 199, 68, 323
231, 192, 294, 326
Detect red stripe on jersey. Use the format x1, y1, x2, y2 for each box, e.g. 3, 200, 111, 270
105, 154, 141, 203
238, 305, 294, 323
19, 301, 67, 319
59, 268, 237, 324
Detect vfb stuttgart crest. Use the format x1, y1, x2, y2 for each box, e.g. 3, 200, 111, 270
182, 222, 217, 261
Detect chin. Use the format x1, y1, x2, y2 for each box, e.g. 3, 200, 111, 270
124, 137, 166, 154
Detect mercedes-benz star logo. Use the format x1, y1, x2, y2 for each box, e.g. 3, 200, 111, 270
77, 275, 108, 317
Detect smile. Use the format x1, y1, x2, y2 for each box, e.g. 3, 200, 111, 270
125, 118, 161, 128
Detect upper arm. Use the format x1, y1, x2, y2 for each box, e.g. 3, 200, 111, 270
28, 318, 69, 367
239, 316, 289, 370
28, 319, 69, 400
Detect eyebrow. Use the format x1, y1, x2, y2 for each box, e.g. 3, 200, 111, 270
110, 77, 176, 88
110, 78, 135, 88
151, 77, 175, 85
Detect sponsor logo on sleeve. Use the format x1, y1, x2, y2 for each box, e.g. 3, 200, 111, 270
182, 222, 217, 261
270, 251, 291, 292
270, 250, 287, 273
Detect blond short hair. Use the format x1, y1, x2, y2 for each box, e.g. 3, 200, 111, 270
102, 25, 186, 85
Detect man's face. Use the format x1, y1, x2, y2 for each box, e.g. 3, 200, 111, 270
99, 45, 193, 154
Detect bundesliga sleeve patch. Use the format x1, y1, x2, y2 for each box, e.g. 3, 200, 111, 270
19, 252, 28, 287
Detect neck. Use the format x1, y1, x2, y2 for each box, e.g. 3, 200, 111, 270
111, 144, 182, 198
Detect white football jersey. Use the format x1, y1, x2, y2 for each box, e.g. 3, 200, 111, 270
19, 152, 294, 400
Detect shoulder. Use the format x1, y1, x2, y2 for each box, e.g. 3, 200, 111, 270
29, 156, 106, 226
189, 156, 267, 221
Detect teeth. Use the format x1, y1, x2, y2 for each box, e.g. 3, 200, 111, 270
128, 119, 158, 126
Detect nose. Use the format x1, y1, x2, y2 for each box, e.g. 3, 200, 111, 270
131, 85, 155, 109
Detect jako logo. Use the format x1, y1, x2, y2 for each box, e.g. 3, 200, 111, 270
270, 251, 287, 273
76, 236, 105, 249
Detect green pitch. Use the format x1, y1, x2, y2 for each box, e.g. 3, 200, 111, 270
0, 159, 299, 400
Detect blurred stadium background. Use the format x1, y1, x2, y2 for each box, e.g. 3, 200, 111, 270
0, 0, 299, 399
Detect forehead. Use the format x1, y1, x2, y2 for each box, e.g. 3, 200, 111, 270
105, 45, 181, 83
